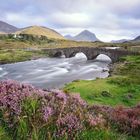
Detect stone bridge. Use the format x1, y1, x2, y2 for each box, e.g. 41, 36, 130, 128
42, 47, 139, 62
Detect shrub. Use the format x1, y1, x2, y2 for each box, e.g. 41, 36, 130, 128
109, 105, 140, 136
90, 104, 140, 137
1, 80, 139, 139
0, 80, 105, 139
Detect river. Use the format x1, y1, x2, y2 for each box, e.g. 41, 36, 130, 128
0, 53, 111, 89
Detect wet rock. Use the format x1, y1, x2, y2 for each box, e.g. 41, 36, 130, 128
102, 69, 108, 72
101, 91, 111, 97
124, 93, 133, 100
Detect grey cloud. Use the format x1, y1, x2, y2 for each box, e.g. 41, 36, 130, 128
0, 0, 140, 41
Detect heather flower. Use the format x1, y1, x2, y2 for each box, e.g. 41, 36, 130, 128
0, 80, 88, 138
43, 106, 53, 122
2, 80, 140, 139
72, 93, 87, 106
51, 89, 67, 102
0, 80, 49, 115
56, 113, 83, 137
106, 105, 140, 136
88, 114, 105, 127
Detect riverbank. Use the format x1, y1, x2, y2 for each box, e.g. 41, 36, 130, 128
0, 49, 49, 64
64, 55, 140, 107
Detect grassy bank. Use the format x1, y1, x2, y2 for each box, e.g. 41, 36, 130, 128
0, 49, 49, 64
64, 55, 140, 107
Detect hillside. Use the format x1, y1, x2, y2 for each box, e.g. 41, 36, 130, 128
65, 30, 100, 42
15, 26, 65, 40
133, 36, 140, 42
0, 21, 18, 33
111, 39, 129, 43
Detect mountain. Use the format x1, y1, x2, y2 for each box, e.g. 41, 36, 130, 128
133, 36, 140, 42
14, 26, 65, 40
111, 39, 129, 43
64, 35, 73, 40
74, 30, 99, 42
65, 30, 100, 42
0, 21, 18, 33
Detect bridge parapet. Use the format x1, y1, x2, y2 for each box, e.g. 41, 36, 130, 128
42, 47, 139, 63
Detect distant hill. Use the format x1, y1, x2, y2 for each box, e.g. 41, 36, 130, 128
0, 21, 18, 33
111, 39, 129, 43
133, 36, 140, 42
64, 35, 73, 40
65, 30, 100, 42
14, 26, 65, 40
0, 31, 6, 34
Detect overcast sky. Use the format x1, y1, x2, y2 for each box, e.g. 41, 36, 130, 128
1, 0, 140, 42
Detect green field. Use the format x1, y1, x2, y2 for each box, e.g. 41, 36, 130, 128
64, 56, 140, 107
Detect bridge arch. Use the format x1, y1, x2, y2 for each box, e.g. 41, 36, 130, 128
94, 54, 112, 62
53, 51, 65, 58
68, 51, 89, 59
75, 52, 87, 59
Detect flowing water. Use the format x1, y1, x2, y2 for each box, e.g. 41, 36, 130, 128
0, 53, 111, 89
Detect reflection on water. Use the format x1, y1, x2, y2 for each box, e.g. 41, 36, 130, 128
0, 53, 111, 89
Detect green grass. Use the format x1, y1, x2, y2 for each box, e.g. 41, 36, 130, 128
64, 55, 140, 107
79, 129, 138, 140
0, 126, 11, 140
118, 56, 140, 84
0, 127, 137, 140
0, 49, 49, 64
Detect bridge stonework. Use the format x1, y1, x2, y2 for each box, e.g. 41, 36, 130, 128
42, 47, 139, 63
